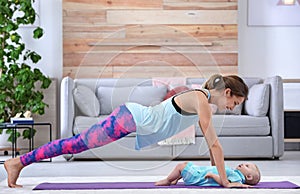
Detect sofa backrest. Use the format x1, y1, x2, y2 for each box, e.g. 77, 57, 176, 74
186, 77, 263, 88
74, 78, 153, 91
72, 77, 265, 117
73, 78, 168, 116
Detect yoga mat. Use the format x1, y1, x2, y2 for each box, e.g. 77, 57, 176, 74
33, 181, 300, 190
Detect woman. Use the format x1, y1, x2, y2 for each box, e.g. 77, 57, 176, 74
4, 74, 248, 188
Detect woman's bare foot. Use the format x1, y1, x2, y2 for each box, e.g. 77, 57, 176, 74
4, 157, 24, 188
155, 179, 172, 186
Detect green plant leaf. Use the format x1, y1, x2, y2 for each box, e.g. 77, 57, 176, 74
42, 77, 52, 89
7, 131, 21, 143
5, 23, 15, 32
6, 129, 13, 134
10, 33, 21, 43
5, 129, 21, 143
29, 52, 41, 63
0, 0, 48, 142
33, 27, 43, 39
33, 68, 42, 77
22, 128, 36, 140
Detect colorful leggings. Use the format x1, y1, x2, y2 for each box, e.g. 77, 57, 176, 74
20, 105, 136, 166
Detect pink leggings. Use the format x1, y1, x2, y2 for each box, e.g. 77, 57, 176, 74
20, 105, 136, 166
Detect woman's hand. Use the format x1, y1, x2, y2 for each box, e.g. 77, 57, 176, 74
225, 182, 252, 188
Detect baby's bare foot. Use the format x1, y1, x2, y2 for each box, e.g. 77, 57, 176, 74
171, 178, 179, 185
155, 179, 171, 186
4, 157, 24, 188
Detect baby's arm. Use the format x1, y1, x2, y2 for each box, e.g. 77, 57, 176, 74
205, 173, 221, 185
205, 173, 251, 188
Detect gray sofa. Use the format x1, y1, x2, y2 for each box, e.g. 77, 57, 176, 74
60, 76, 284, 160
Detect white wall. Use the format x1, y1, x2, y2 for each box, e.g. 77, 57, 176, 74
19, 0, 62, 80
238, 0, 300, 79
15, 0, 62, 143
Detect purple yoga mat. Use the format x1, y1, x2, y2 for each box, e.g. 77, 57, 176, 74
33, 181, 300, 190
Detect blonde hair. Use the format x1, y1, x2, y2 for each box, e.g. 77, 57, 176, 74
245, 164, 261, 185
203, 74, 249, 99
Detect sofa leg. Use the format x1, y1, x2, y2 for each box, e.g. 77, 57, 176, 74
63, 154, 74, 161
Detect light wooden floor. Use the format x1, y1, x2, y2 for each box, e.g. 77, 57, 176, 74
0, 151, 299, 182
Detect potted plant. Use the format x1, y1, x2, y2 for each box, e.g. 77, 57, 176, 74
0, 0, 51, 143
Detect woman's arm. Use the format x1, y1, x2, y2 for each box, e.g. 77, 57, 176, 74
198, 118, 230, 187
209, 149, 216, 166
181, 91, 244, 188
193, 92, 229, 187
199, 116, 247, 188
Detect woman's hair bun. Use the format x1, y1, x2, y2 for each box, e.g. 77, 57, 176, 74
203, 74, 224, 90
212, 74, 224, 89
213, 75, 222, 87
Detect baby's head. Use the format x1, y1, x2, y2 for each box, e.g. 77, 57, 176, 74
236, 162, 261, 185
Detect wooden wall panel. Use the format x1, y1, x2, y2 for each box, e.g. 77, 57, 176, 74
107, 10, 237, 25
63, 0, 238, 78
163, 0, 237, 10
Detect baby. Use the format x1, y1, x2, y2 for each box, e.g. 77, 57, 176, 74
156, 161, 260, 187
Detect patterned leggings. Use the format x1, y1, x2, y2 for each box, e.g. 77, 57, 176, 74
20, 105, 136, 166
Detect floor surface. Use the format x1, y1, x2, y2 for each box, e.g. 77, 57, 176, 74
0, 151, 299, 193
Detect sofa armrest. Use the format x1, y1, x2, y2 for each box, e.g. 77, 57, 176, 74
264, 76, 284, 158
60, 77, 75, 139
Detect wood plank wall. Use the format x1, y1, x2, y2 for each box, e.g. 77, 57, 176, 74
63, 0, 238, 79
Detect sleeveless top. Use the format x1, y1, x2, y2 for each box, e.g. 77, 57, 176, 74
125, 89, 210, 150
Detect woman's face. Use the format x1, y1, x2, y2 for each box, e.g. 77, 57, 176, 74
215, 88, 245, 111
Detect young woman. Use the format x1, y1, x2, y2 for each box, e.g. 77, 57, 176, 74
4, 74, 248, 188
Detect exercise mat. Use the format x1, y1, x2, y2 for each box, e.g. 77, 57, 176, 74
33, 181, 300, 190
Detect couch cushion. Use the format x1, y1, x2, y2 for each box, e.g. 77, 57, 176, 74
97, 86, 167, 115
244, 84, 270, 117
73, 116, 136, 137
164, 86, 189, 100
73, 85, 100, 117
74, 115, 269, 138
196, 115, 270, 136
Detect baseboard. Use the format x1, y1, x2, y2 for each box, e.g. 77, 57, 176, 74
284, 142, 300, 151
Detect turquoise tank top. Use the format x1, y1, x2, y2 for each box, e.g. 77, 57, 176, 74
126, 97, 200, 150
